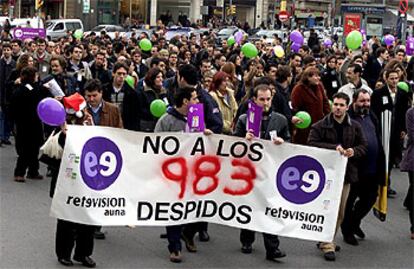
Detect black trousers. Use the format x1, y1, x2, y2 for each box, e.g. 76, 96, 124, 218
341, 175, 379, 235
14, 134, 40, 177
240, 229, 280, 254
55, 219, 95, 260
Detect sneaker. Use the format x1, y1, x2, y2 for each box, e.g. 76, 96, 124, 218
354, 227, 366, 239
324, 251, 336, 261
181, 233, 197, 252
169, 251, 182, 263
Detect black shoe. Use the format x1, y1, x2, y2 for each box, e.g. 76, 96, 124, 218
343, 233, 359, 246
94, 230, 106, 239
181, 233, 197, 252
354, 227, 365, 239
160, 233, 167, 239
73, 256, 96, 268
266, 249, 286, 261
241, 244, 252, 254
1, 140, 11, 145
316, 243, 341, 252
324, 251, 336, 261
198, 230, 210, 242
58, 258, 73, 266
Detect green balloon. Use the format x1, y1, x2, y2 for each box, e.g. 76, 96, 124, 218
139, 38, 152, 51
227, 36, 235, 46
397, 81, 409, 92
150, 99, 167, 118
73, 29, 83, 39
346, 31, 363, 50
241, 43, 258, 58
329, 100, 333, 111
295, 111, 312, 129
125, 75, 135, 89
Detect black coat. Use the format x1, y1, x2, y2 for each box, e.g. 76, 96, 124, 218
321, 67, 341, 100
363, 56, 383, 89
348, 107, 386, 184
10, 83, 46, 149
136, 84, 168, 132
0, 58, 16, 108
308, 113, 368, 184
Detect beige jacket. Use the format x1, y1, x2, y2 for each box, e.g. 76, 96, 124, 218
209, 88, 238, 134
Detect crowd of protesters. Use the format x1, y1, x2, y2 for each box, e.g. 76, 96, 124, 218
0, 18, 413, 267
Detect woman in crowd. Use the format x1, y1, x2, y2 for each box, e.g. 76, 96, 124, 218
209, 71, 238, 135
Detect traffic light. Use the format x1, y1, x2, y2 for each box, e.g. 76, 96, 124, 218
230, 5, 236, 15
35, 0, 44, 10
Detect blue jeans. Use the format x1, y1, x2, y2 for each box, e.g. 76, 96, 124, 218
0, 109, 11, 141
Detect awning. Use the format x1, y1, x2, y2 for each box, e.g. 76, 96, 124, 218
388, 8, 414, 22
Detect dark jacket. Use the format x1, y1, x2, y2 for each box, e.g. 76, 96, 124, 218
308, 113, 368, 184
90, 62, 112, 85
234, 111, 290, 142
136, 83, 168, 132
103, 82, 140, 131
348, 107, 386, 184
164, 76, 223, 134
321, 66, 341, 100
0, 57, 16, 108
363, 56, 383, 89
371, 85, 413, 164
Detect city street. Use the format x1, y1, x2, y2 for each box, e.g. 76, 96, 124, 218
0, 139, 413, 269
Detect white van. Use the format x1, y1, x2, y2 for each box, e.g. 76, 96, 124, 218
45, 19, 83, 40
9, 17, 44, 29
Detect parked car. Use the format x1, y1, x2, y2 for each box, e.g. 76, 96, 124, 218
85, 24, 126, 39
126, 28, 156, 39
45, 19, 83, 40
216, 27, 246, 45
165, 26, 196, 41
248, 29, 286, 44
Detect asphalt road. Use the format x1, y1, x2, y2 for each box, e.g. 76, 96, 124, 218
1, 139, 413, 269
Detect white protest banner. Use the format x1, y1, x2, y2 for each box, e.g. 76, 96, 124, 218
51, 126, 347, 242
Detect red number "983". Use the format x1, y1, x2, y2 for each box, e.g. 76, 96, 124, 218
161, 156, 257, 199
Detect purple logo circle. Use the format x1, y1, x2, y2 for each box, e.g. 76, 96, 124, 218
80, 137, 123, 190
276, 155, 325, 204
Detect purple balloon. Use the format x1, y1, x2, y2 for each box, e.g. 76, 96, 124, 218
235, 31, 244, 44
291, 42, 301, 53
360, 29, 366, 35
323, 39, 332, 47
290, 31, 304, 45
384, 35, 395, 46
37, 98, 66, 126
362, 40, 367, 46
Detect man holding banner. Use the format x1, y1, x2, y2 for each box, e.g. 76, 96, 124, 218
308, 92, 367, 261
154, 86, 212, 263
234, 84, 290, 261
